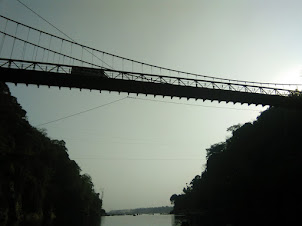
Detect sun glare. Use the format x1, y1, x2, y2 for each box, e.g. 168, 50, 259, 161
279, 66, 302, 84
273, 65, 302, 91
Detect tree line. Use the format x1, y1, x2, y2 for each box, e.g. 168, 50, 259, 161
0, 82, 104, 226
108, 206, 173, 215
171, 96, 302, 225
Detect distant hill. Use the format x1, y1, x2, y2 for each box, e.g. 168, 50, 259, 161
108, 206, 173, 215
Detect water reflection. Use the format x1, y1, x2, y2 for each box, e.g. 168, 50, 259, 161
173, 215, 202, 226
172, 215, 188, 226
100, 214, 190, 226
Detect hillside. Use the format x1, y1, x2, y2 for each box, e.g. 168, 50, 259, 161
0, 82, 103, 226
171, 99, 302, 225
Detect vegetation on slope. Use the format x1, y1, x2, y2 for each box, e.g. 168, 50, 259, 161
0, 83, 103, 226
171, 99, 302, 225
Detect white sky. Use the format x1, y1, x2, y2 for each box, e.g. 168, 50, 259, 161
1, 0, 302, 211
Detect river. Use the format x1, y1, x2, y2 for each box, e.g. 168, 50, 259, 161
101, 214, 184, 226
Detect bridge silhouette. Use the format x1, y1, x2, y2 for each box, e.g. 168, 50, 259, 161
1, 15, 302, 108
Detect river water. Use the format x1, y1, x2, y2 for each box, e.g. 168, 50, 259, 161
101, 214, 184, 226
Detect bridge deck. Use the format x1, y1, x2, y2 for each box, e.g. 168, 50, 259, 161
1, 67, 301, 109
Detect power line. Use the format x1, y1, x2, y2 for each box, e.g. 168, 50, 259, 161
16, 0, 112, 68
127, 96, 265, 112
16, 0, 73, 41
36, 97, 127, 127
34, 94, 262, 128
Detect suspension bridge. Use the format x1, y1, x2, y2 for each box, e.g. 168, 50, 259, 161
1, 15, 302, 108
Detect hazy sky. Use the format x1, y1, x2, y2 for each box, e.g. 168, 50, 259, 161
1, 0, 302, 211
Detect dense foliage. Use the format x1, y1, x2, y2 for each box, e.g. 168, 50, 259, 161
171, 102, 302, 225
0, 83, 103, 226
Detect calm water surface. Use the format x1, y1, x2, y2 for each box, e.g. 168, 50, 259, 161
101, 214, 183, 226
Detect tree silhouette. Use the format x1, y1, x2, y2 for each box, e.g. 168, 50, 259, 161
0, 82, 104, 226
171, 99, 302, 225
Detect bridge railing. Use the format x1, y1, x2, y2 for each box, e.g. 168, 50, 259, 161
106, 69, 297, 96
0, 56, 299, 97
0, 58, 72, 74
